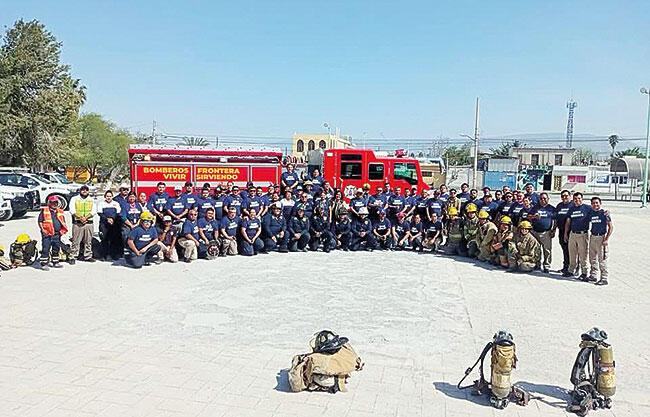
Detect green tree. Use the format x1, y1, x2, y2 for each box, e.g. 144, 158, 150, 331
608, 134, 620, 154
443, 143, 472, 166
614, 147, 645, 158
68, 113, 133, 181
0, 19, 85, 166
182, 136, 209, 147
572, 148, 595, 165
490, 139, 526, 157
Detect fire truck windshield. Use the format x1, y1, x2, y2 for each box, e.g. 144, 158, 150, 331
393, 162, 418, 185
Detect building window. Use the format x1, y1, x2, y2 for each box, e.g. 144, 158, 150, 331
531, 154, 540, 165
341, 162, 362, 179
555, 154, 563, 165
308, 140, 315, 151
368, 163, 384, 180
319, 140, 327, 149
568, 175, 586, 183
296, 140, 304, 153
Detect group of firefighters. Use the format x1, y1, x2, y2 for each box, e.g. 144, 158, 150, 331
34, 166, 612, 284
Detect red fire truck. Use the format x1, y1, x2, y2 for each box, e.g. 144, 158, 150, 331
128, 144, 283, 195
321, 149, 430, 199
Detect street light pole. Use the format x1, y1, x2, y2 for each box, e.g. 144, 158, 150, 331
641, 88, 650, 207
473, 97, 480, 189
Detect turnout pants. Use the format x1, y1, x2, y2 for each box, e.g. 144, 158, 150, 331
532, 230, 552, 270
125, 245, 161, 268
374, 234, 393, 250
40, 234, 62, 265
264, 233, 289, 252
240, 238, 264, 256
350, 233, 376, 251
309, 231, 336, 251
157, 241, 179, 263
71, 222, 93, 260
290, 232, 311, 252
568, 232, 589, 276
589, 234, 609, 281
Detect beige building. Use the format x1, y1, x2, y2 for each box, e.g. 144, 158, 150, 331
509, 147, 576, 166
292, 133, 353, 159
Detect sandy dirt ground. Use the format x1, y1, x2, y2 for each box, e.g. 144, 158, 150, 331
0, 201, 648, 416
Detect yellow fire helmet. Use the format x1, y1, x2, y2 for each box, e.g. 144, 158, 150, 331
465, 203, 477, 213
15, 234, 31, 244
477, 210, 489, 219
363, 183, 371, 190
448, 207, 459, 216
500, 215, 512, 224
140, 211, 155, 222
519, 220, 533, 229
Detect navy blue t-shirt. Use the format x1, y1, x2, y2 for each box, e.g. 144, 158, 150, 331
427, 198, 445, 217
220, 216, 240, 237
241, 218, 262, 238
224, 195, 243, 217
128, 226, 158, 251
393, 220, 410, 237
281, 171, 299, 186
182, 219, 201, 240
182, 192, 199, 209
196, 197, 216, 218
166, 197, 187, 216
530, 204, 555, 232
198, 218, 219, 238
373, 218, 392, 235
147, 192, 170, 213
555, 201, 573, 228
568, 204, 592, 232
213, 196, 226, 220
427, 220, 443, 235
409, 221, 424, 236
590, 210, 611, 235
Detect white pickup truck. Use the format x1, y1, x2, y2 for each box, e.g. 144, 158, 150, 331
0, 170, 75, 210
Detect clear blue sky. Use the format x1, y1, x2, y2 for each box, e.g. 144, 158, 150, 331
4, 0, 650, 147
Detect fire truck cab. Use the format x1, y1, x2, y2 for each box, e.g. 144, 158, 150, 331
322, 149, 429, 199
128, 144, 283, 195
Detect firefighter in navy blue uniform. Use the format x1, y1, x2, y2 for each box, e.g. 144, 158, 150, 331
240, 183, 255, 200
313, 190, 331, 221
402, 188, 415, 219
309, 206, 335, 252
477, 193, 499, 220
368, 186, 388, 221
181, 181, 198, 209
413, 189, 429, 222
196, 187, 216, 219
457, 183, 471, 206
240, 208, 265, 256
553, 190, 573, 275
524, 183, 540, 206
262, 184, 276, 207
333, 210, 352, 251
426, 190, 445, 224
120, 192, 142, 244
243, 189, 262, 219
292, 192, 314, 219
224, 186, 244, 218
439, 184, 450, 204
516, 197, 534, 227
588, 196, 612, 285
408, 213, 425, 252
281, 163, 299, 192
392, 212, 410, 250
213, 188, 226, 222
198, 208, 219, 242
125, 212, 161, 268
388, 187, 406, 222
563, 192, 592, 279
288, 207, 311, 252
254, 187, 269, 218
147, 182, 170, 223
178, 208, 207, 262
263, 203, 289, 252
349, 188, 367, 220
307, 168, 324, 194
463, 188, 482, 214
372, 209, 393, 250
166, 186, 188, 225
350, 207, 375, 251
219, 207, 240, 256
496, 192, 515, 222
529, 192, 555, 272
424, 212, 443, 252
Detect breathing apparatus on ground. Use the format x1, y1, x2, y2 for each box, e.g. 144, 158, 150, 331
567, 327, 615, 416
457, 330, 531, 409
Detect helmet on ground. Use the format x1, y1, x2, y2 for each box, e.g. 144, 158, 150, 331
448, 207, 458, 216
500, 216, 512, 225
519, 220, 532, 229
140, 211, 155, 222
477, 210, 489, 219
309, 330, 349, 354
465, 203, 477, 213
358, 207, 369, 215
16, 234, 31, 244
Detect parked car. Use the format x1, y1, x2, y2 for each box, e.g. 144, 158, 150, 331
0, 185, 33, 220
38, 172, 95, 194
0, 169, 74, 210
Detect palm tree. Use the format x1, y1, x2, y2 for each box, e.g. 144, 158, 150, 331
182, 136, 209, 147
608, 134, 620, 155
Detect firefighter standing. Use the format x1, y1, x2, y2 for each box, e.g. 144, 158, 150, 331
462, 203, 479, 258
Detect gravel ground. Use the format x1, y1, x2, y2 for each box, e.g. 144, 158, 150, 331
0, 201, 648, 416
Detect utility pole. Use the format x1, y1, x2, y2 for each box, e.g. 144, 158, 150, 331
566, 100, 577, 148
640, 88, 650, 207
473, 97, 480, 189
152, 120, 157, 145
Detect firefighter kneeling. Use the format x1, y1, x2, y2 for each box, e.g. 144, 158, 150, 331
288, 330, 364, 393
490, 216, 515, 268
507, 220, 541, 272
